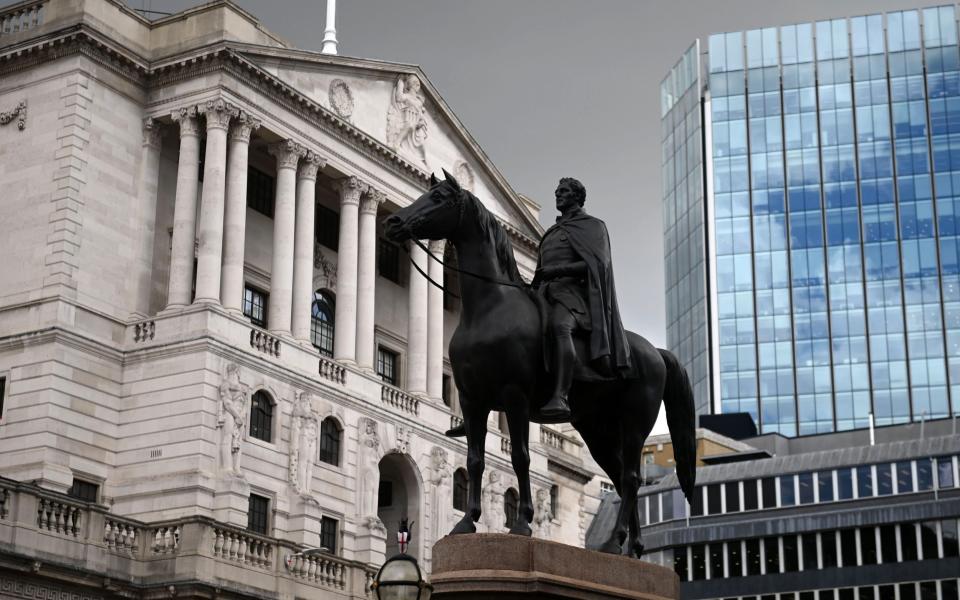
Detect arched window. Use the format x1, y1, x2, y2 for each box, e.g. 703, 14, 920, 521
318, 417, 342, 466
311, 290, 336, 357
249, 390, 274, 442
504, 488, 519, 529
453, 469, 468, 511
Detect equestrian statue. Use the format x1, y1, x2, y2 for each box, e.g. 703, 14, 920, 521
383, 171, 696, 557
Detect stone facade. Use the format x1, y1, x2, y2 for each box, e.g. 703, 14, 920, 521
0, 1, 596, 598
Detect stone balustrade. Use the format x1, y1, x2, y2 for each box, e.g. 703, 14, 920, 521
133, 320, 155, 342
381, 384, 420, 415
0, 1, 44, 35
0, 477, 375, 596
450, 414, 463, 431
319, 354, 347, 384
250, 328, 282, 357
500, 436, 512, 454
539, 425, 583, 459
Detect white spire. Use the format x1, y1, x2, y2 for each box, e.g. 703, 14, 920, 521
321, 0, 338, 55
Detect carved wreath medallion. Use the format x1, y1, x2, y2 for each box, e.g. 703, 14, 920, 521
328, 79, 354, 121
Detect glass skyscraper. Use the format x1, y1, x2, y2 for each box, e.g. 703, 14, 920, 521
662, 6, 960, 436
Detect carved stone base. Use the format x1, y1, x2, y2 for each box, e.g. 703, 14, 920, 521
212, 475, 250, 527
430, 534, 679, 600
287, 495, 322, 548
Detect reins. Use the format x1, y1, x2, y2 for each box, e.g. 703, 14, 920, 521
403, 239, 529, 300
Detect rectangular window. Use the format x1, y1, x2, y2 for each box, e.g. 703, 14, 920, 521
798, 472, 814, 504
728, 541, 743, 576
943, 580, 958, 600
243, 286, 268, 328
861, 527, 878, 564
859, 588, 875, 600
856, 465, 873, 498
821, 531, 838, 568
840, 529, 858, 567
649, 493, 660, 522
376, 346, 399, 386
691, 544, 706, 580
707, 484, 722, 514
820, 592, 836, 600
780, 475, 796, 506
746, 538, 762, 575
879, 524, 898, 563
941, 518, 958, 557
661, 491, 674, 521
919, 521, 939, 559
896, 461, 914, 494
919, 582, 937, 600
936, 456, 955, 488
901, 523, 918, 561
838, 468, 854, 499
763, 536, 779, 574
68, 479, 99, 503
818, 470, 834, 502
0, 376, 5, 420
320, 516, 338, 553
877, 462, 894, 495
761, 477, 777, 508
915, 458, 933, 491
315, 204, 340, 250
878, 586, 895, 600
801, 532, 818, 571
378, 238, 402, 284
783, 534, 799, 572
840, 590, 855, 600
743, 479, 758, 510
725, 482, 740, 512
691, 486, 704, 516
378, 480, 393, 508
674, 546, 688, 581
247, 493, 270, 534
709, 543, 724, 578
899, 584, 916, 600
247, 167, 275, 218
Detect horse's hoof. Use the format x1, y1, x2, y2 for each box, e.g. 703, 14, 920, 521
450, 517, 476, 535
509, 522, 532, 536
598, 538, 622, 554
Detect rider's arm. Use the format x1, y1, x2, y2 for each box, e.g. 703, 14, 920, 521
541, 261, 587, 280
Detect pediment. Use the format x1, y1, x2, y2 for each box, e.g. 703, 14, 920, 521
235, 47, 542, 242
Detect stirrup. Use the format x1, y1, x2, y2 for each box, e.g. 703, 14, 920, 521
540, 396, 571, 420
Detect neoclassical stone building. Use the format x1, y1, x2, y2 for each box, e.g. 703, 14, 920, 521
0, 1, 599, 598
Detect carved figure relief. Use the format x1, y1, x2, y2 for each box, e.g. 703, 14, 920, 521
328, 79, 355, 121
288, 391, 320, 496
314, 247, 338, 291
0, 100, 26, 131
481, 471, 505, 532
394, 424, 412, 455
534, 488, 552, 537
386, 74, 429, 167
217, 363, 249, 477
453, 160, 475, 192
357, 417, 385, 530
428, 447, 451, 542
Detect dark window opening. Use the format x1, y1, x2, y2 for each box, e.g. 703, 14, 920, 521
743, 479, 758, 510
0, 376, 6, 420
690, 487, 704, 516
818, 470, 834, 502
378, 238, 402, 284
763, 536, 779, 574
68, 479, 99, 503
821, 531, 838, 568
311, 290, 335, 357
880, 524, 898, 563
247, 167, 275, 218
943, 518, 959, 557
376, 346, 399, 386
728, 541, 743, 576
840, 529, 858, 567
919, 521, 939, 559
550, 485, 559, 518
725, 482, 740, 512
315, 204, 340, 250
674, 546, 688, 581
780, 475, 795, 506
798, 472, 814, 504
249, 390, 273, 442
378, 480, 393, 508
861, 527, 878, 564
247, 493, 269, 534
877, 462, 894, 495
838, 468, 854, 499
896, 461, 914, 494
691, 544, 706, 580
761, 477, 777, 508
901, 523, 918, 561
320, 516, 338, 553
243, 286, 268, 328
857, 465, 873, 498
453, 469, 468, 511
318, 417, 341, 466
707, 484, 722, 514
709, 543, 724, 578
746, 538, 761, 576
801, 533, 818, 571
504, 488, 519, 529
783, 534, 799, 572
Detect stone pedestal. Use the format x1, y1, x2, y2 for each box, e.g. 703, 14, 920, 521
430, 534, 679, 600
288, 495, 323, 548
212, 476, 250, 527
354, 519, 388, 566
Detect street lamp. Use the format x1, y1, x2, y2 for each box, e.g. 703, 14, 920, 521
370, 519, 433, 600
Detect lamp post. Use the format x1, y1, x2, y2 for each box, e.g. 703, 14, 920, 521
371, 519, 433, 600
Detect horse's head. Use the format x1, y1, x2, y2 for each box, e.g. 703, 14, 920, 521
384, 169, 467, 244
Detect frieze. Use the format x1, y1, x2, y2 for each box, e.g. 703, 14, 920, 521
0, 576, 105, 600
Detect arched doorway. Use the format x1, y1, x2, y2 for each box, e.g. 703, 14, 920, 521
377, 452, 423, 558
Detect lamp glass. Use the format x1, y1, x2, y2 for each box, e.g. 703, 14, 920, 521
379, 557, 419, 583
377, 585, 420, 600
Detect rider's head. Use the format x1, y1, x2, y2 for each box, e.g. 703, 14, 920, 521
559, 177, 586, 206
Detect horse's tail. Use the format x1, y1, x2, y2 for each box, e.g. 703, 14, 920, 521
658, 348, 697, 504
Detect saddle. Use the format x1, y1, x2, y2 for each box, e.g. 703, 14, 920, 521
530, 291, 618, 383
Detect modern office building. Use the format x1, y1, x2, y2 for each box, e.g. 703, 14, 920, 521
662, 6, 960, 436
594, 418, 960, 600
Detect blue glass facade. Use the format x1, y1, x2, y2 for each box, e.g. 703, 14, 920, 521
662, 6, 960, 436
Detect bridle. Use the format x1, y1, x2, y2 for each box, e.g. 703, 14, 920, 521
400, 187, 529, 298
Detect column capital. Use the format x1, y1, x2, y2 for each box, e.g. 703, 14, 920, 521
143, 118, 164, 149
298, 151, 327, 181
269, 139, 306, 170
428, 239, 446, 255
336, 176, 367, 207
360, 188, 387, 215
229, 111, 261, 143
198, 99, 239, 131
171, 106, 199, 137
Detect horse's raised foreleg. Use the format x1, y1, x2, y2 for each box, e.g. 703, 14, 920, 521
504, 387, 533, 535
450, 403, 489, 535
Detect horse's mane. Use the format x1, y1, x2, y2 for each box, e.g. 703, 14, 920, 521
459, 188, 525, 285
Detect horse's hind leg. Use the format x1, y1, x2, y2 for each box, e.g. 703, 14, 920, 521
574, 413, 624, 553
451, 402, 490, 535
504, 386, 533, 535
623, 380, 662, 557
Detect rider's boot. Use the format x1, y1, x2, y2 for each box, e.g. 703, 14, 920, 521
541, 333, 574, 420
445, 423, 467, 437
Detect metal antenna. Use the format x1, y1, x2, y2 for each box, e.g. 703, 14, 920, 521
321, 0, 338, 55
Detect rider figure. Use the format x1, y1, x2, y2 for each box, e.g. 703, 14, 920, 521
533, 177, 632, 420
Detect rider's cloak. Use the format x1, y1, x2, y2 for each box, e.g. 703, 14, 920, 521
538, 210, 632, 373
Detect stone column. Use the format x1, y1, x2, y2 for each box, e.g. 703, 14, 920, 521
356, 188, 386, 369
133, 119, 163, 317
267, 140, 305, 335
167, 106, 201, 309
407, 241, 429, 395
333, 177, 365, 362
427, 240, 446, 399
194, 100, 237, 304
220, 112, 260, 313
292, 152, 327, 342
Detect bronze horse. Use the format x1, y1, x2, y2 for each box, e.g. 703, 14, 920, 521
384, 171, 696, 556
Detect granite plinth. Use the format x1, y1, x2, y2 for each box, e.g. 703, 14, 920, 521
430, 534, 679, 600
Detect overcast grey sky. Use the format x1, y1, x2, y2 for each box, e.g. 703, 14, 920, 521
24, 0, 949, 346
